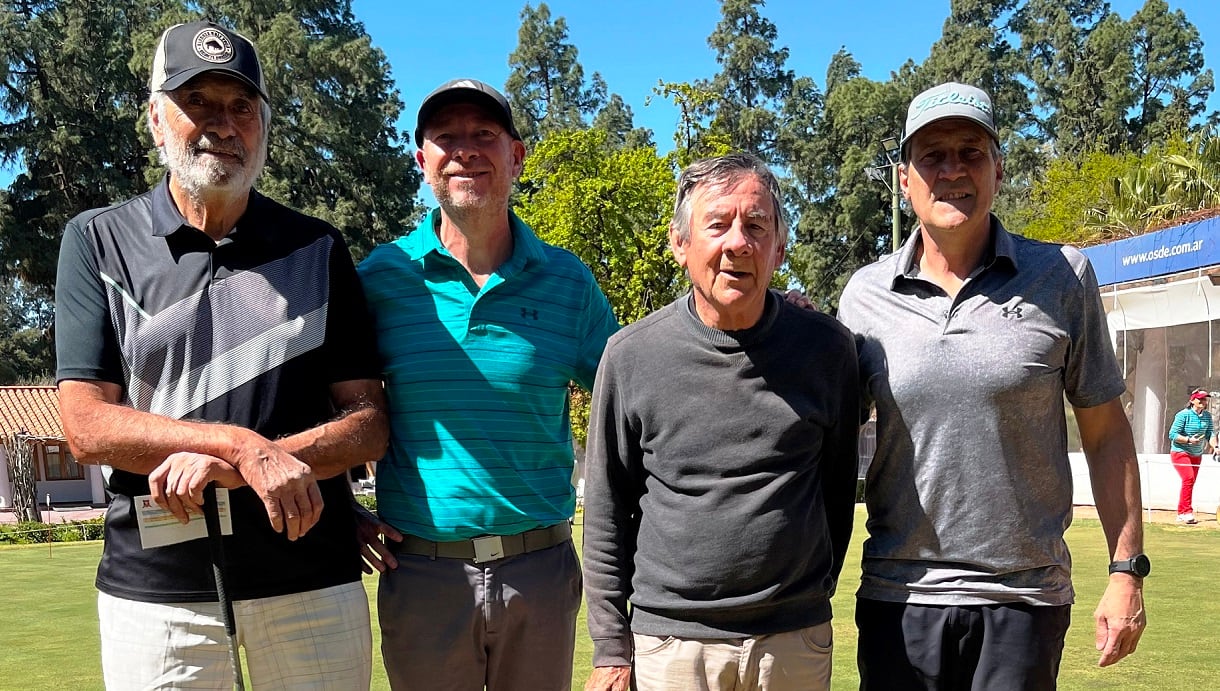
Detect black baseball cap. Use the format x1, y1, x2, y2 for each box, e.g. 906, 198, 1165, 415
149, 20, 268, 101
414, 78, 521, 147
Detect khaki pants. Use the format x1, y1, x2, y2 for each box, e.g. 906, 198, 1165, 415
99, 582, 372, 690
632, 621, 833, 691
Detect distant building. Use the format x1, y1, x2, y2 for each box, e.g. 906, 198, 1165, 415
1077, 214, 1220, 511
0, 386, 107, 508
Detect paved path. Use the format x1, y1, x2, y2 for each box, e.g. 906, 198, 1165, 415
1072, 505, 1218, 529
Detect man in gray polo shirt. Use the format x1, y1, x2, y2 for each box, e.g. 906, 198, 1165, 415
838, 82, 1147, 689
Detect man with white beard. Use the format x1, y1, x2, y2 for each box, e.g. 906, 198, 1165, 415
55, 20, 388, 689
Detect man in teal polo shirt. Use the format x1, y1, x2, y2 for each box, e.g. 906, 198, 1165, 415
357, 78, 618, 690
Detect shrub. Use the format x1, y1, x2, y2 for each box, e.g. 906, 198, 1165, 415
355, 493, 377, 513
0, 516, 106, 544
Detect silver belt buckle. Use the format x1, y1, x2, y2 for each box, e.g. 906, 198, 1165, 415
472, 535, 505, 563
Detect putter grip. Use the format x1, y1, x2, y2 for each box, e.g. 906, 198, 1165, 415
203, 485, 238, 637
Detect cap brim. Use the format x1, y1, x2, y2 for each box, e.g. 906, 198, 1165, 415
415, 88, 519, 146
157, 67, 269, 101
901, 116, 1000, 150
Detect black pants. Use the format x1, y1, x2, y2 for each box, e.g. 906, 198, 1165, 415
856, 598, 1071, 691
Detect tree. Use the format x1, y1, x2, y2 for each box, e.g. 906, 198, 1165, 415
592, 93, 652, 150
505, 2, 604, 144
0, 0, 154, 293
786, 67, 907, 305
1021, 148, 1136, 244
0, 277, 53, 384
653, 80, 733, 167
701, 0, 794, 162
517, 127, 681, 325
1126, 0, 1214, 150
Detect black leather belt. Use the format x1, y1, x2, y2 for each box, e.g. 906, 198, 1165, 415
394, 522, 572, 564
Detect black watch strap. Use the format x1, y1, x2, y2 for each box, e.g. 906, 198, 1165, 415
1108, 553, 1151, 577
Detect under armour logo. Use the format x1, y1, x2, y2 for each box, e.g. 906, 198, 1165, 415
1002, 304, 1024, 319
521, 308, 538, 320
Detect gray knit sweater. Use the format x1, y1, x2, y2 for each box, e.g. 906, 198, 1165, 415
583, 291, 860, 667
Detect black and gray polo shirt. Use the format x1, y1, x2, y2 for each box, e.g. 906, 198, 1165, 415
55, 178, 380, 603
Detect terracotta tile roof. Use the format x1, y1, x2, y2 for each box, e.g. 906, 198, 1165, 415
0, 386, 63, 439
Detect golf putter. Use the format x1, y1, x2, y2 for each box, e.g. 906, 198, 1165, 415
204, 484, 245, 691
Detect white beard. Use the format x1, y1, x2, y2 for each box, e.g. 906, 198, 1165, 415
161, 132, 266, 201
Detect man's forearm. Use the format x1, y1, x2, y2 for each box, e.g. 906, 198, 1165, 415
278, 403, 388, 480
1088, 448, 1144, 559
1079, 401, 1144, 558
60, 381, 256, 474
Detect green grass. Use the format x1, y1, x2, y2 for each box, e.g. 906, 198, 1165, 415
1, 509, 1216, 690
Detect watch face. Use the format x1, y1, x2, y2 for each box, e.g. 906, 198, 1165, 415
1133, 554, 1151, 577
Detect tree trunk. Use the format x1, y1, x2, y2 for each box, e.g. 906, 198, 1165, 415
6, 434, 40, 523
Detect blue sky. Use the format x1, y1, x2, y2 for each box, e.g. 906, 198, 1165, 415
350, 0, 1220, 207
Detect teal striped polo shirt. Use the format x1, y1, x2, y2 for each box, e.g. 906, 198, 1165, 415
358, 209, 619, 541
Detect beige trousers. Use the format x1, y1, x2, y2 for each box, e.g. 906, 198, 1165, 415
632, 621, 833, 691
99, 581, 372, 690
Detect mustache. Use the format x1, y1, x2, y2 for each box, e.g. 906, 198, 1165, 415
191, 135, 246, 161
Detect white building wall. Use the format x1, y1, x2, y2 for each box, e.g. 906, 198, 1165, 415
1070, 453, 1220, 515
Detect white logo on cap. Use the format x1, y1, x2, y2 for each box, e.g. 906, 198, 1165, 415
193, 28, 234, 64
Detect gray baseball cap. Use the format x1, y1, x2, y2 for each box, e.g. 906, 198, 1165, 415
415, 78, 521, 147
149, 21, 268, 101
901, 81, 998, 150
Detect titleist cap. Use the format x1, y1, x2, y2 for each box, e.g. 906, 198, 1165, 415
902, 81, 998, 150
150, 20, 268, 101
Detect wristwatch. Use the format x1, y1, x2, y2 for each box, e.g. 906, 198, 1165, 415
1108, 553, 1151, 577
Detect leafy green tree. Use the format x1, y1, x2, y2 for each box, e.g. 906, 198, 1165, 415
0, 0, 153, 292
653, 81, 733, 167
1021, 148, 1136, 244
786, 67, 907, 306
1159, 133, 1220, 211
701, 0, 794, 161
0, 0, 155, 379
517, 127, 681, 325
505, 2, 605, 144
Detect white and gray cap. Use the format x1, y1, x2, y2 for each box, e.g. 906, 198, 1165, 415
901, 81, 998, 150
149, 20, 268, 101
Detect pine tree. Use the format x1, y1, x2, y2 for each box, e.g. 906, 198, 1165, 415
504, 2, 604, 144
701, 0, 794, 162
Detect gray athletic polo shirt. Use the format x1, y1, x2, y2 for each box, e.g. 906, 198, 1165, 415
838, 215, 1124, 606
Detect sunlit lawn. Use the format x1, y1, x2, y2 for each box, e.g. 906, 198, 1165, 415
1, 508, 1216, 690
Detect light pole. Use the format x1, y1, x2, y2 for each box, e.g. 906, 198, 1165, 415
865, 136, 903, 253
881, 136, 901, 252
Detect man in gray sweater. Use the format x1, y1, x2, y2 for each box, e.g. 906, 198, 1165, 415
582, 153, 860, 691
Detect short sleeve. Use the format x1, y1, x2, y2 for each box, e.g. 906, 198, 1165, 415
55, 215, 124, 385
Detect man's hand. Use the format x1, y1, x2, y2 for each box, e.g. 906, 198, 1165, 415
233, 440, 323, 541
148, 452, 245, 524
353, 500, 403, 573
1093, 575, 1146, 667
781, 289, 818, 311
585, 666, 631, 691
